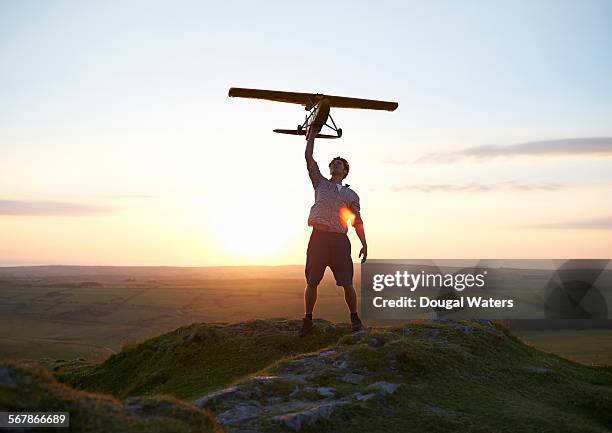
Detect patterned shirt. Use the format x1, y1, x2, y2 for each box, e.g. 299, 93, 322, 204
307, 159, 363, 234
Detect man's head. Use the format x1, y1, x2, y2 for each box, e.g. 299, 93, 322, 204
329, 156, 349, 180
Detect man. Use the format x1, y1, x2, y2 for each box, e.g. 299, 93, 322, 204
300, 123, 367, 337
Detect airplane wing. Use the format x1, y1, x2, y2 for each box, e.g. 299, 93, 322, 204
229, 88, 313, 106
228, 87, 398, 111
325, 95, 398, 111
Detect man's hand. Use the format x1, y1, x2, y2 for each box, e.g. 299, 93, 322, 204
354, 224, 367, 264
359, 245, 368, 264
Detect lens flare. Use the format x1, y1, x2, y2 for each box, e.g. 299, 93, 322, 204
339, 207, 355, 228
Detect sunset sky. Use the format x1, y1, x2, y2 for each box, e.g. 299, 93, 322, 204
1, 0, 612, 266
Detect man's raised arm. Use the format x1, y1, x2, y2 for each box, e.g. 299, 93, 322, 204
305, 125, 324, 189
305, 125, 320, 163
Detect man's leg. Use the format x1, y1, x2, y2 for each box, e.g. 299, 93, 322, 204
300, 283, 318, 337
342, 284, 363, 332
302, 230, 327, 337
305, 283, 318, 316
341, 284, 357, 314
329, 234, 363, 332
303, 229, 326, 318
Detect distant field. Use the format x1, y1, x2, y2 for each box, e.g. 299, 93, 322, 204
514, 329, 612, 365
0, 336, 113, 361
0, 265, 353, 363
0, 265, 611, 366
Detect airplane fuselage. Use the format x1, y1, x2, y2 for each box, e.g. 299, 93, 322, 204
309, 98, 330, 130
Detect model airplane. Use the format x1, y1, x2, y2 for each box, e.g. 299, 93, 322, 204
228, 87, 398, 139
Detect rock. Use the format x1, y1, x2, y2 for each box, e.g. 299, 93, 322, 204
216, 403, 263, 425
352, 330, 367, 343
123, 397, 144, 416
0, 367, 16, 388
272, 400, 347, 430
250, 385, 263, 398
252, 375, 279, 383
368, 337, 382, 347
355, 392, 377, 401
317, 387, 336, 398
366, 381, 400, 394
324, 324, 337, 333
192, 386, 240, 408
333, 360, 348, 369
283, 374, 308, 384
266, 399, 315, 417
403, 327, 413, 336
341, 372, 365, 384
318, 350, 336, 358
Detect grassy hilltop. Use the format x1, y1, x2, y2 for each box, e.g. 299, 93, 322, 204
2, 318, 611, 433
58, 319, 351, 400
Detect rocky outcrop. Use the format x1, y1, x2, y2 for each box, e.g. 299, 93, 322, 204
190, 319, 612, 433
192, 321, 498, 432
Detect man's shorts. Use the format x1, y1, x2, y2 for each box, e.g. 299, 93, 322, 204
305, 228, 353, 286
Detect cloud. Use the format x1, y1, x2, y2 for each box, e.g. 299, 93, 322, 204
522, 217, 612, 230
0, 199, 115, 216
390, 181, 566, 193
414, 137, 612, 164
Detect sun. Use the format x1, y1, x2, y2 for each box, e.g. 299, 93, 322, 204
211, 205, 297, 260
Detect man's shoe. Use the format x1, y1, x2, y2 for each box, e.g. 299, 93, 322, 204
299, 317, 314, 337
351, 316, 364, 332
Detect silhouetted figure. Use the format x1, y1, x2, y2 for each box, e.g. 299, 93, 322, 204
300, 124, 367, 337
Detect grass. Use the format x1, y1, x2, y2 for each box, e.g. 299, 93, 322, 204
58, 319, 352, 400
0, 362, 221, 433
4, 319, 612, 432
